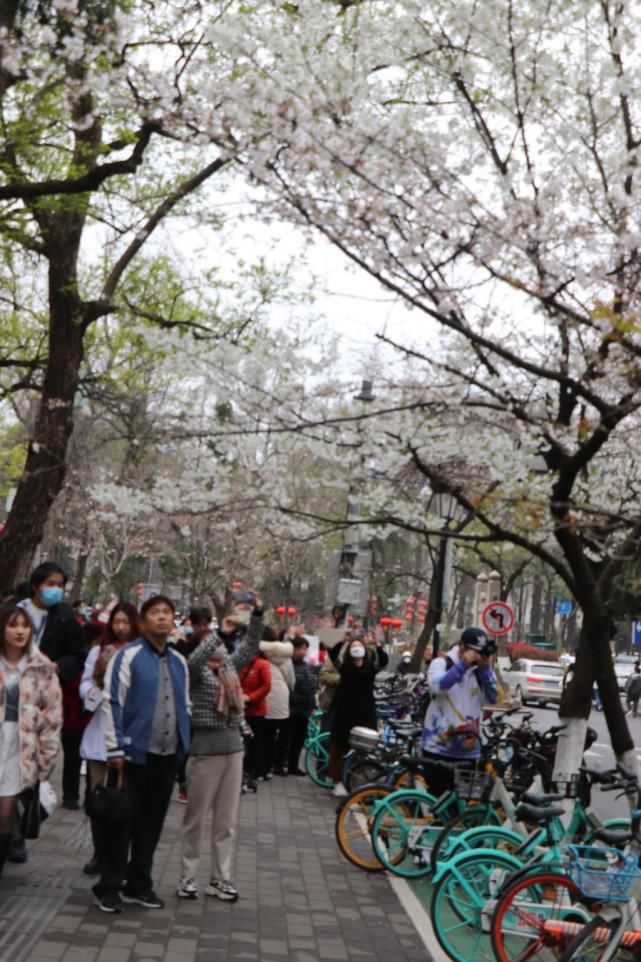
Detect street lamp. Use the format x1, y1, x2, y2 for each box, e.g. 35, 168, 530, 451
332, 379, 376, 627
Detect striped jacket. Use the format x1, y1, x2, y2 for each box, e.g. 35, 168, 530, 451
103, 637, 191, 764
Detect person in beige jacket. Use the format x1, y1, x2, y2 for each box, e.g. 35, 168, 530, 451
0, 604, 62, 877
260, 631, 295, 777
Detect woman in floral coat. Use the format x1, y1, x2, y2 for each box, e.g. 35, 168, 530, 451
0, 604, 63, 877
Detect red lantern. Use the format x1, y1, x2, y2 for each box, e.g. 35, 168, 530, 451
379, 616, 394, 627
275, 605, 286, 616
288, 607, 297, 617
405, 614, 413, 622
231, 582, 242, 590
389, 618, 403, 630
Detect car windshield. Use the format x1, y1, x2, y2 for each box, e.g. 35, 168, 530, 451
529, 664, 563, 676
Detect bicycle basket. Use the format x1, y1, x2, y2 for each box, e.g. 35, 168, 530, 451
453, 767, 493, 801
567, 845, 641, 902
348, 727, 380, 753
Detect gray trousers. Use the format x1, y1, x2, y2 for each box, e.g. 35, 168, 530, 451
180, 752, 244, 882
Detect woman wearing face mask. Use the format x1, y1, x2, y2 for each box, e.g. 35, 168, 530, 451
327, 631, 388, 796
79, 603, 141, 877
0, 604, 62, 878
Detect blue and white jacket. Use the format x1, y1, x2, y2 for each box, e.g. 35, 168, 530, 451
103, 637, 191, 764
422, 646, 497, 759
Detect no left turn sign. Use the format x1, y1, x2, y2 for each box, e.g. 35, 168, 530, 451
481, 601, 515, 637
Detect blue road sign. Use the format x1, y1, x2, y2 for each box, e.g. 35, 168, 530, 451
554, 598, 573, 616
632, 620, 641, 647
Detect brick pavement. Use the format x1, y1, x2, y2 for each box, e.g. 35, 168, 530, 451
0, 774, 431, 962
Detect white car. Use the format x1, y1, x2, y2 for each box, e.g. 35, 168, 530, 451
614, 654, 638, 692
503, 659, 565, 707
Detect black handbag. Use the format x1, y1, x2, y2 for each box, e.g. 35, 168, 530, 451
90, 769, 131, 823
19, 784, 42, 840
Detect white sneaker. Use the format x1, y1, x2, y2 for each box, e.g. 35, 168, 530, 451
332, 782, 348, 797
176, 876, 199, 899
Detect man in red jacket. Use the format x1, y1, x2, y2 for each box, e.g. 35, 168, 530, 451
239, 651, 271, 791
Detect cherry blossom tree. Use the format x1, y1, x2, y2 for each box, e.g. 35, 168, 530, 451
208, 0, 641, 777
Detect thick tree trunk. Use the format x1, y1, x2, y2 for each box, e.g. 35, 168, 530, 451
410, 561, 442, 672
554, 605, 633, 786
0, 227, 85, 587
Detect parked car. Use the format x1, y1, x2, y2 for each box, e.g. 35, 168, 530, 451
614, 654, 638, 691
503, 659, 565, 707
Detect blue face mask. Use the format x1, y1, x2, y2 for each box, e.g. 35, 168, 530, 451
184, 626, 194, 636
41, 586, 64, 607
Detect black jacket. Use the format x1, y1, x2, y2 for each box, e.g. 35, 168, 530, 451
290, 660, 317, 716
328, 642, 388, 745
39, 603, 86, 683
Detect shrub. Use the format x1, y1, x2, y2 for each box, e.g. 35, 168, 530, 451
506, 641, 559, 663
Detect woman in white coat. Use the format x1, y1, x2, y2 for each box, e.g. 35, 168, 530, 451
260, 629, 294, 777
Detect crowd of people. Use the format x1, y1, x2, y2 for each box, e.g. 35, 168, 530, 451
0, 558, 506, 917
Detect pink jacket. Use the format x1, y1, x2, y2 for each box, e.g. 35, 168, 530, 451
0, 647, 63, 790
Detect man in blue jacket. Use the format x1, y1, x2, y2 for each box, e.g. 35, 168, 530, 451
92, 595, 190, 913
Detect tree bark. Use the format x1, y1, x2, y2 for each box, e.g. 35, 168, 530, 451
410, 557, 442, 672
0, 223, 85, 587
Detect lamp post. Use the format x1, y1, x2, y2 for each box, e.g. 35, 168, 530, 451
331, 379, 376, 626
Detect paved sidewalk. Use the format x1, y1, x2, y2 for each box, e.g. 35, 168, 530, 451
0, 774, 430, 962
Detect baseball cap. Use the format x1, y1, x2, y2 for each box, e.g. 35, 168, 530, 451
401, 651, 412, 661
460, 627, 496, 653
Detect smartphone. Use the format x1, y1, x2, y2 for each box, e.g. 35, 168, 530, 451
232, 590, 255, 604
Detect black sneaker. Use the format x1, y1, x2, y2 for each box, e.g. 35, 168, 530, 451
121, 890, 164, 909
8, 838, 27, 864
83, 856, 100, 876
94, 893, 124, 914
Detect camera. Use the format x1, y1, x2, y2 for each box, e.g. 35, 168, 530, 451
232, 590, 256, 605
480, 639, 498, 657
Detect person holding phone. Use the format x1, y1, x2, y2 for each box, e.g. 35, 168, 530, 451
421, 627, 498, 797
176, 593, 264, 903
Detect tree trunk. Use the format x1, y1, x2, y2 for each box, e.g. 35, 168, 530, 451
73, 550, 90, 600
554, 605, 633, 785
410, 559, 442, 672
0, 224, 85, 587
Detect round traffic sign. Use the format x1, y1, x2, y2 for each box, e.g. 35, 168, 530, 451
481, 601, 514, 637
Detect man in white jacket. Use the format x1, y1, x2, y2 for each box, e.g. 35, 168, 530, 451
422, 627, 498, 797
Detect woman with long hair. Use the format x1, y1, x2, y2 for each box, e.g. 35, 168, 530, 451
0, 604, 62, 877
79, 602, 141, 876
327, 631, 388, 796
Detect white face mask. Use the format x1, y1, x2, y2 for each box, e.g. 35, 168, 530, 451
351, 644, 366, 659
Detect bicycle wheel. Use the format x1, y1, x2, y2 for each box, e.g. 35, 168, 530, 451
557, 915, 622, 961
304, 733, 333, 788
344, 757, 387, 792
430, 850, 523, 962
491, 869, 593, 962
335, 784, 397, 872
369, 789, 439, 877
429, 803, 504, 873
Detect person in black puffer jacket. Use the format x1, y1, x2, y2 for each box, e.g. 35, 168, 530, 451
288, 637, 317, 776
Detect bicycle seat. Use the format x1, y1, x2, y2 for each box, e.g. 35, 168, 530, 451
392, 726, 423, 739
399, 755, 425, 771
521, 792, 563, 806
516, 802, 565, 823
593, 828, 632, 849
